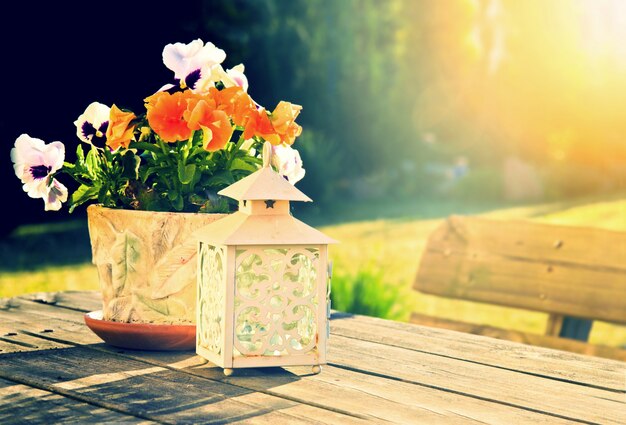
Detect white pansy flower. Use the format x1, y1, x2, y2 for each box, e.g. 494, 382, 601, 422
162, 39, 226, 91
224, 64, 249, 92
194, 63, 249, 94
10, 134, 68, 211
74, 102, 111, 148
157, 83, 176, 93
272, 144, 305, 185
44, 179, 68, 211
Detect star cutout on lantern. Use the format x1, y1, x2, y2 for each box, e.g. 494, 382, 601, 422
265, 200, 276, 209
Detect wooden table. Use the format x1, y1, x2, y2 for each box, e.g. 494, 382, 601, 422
0, 291, 623, 424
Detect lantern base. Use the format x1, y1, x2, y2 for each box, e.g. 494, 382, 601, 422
311, 365, 322, 374
223, 368, 234, 376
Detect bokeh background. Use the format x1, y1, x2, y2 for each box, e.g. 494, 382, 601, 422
2, 0, 625, 346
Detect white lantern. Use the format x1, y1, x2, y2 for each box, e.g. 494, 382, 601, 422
196, 142, 337, 375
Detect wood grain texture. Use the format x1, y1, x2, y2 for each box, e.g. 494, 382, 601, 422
0, 299, 562, 424
0, 321, 567, 423
410, 312, 626, 361
0, 346, 364, 425
331, 313, 626, 392
0, 303, 366, 424
19, 290, 101, 313
415, 215, 626, 323
2, 291, 625, 424
14, 292, 626, 389
327, 335, 626, 424
0, 378, 154, 424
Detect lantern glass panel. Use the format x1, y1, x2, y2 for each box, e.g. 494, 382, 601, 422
234, 246, 320, 357
197, 243, 226, 356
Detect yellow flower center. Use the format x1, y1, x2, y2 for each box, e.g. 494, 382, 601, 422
95, 130, 104, 138
139, 126, 152, 141
180, 80, 187, 89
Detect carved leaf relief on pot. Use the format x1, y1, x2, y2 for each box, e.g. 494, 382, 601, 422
87, 205, 225, 324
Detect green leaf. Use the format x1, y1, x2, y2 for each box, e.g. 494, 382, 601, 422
172, 193, 184, 211
76, 145, 85, 167
230, 158, 258, 173
97, 184, 111, 205
187, 145, 210, 163
140, 165, 167, 184
199, 195, 230, 213
177, 162, 196, 184
120, 151, 141, 180
188, 193, 207, 206
128, 141, 161, 154
69, 184, 99, 213
85, 147, 101, 178
205, 171, 234, 187
191, 129, 204, 147
103, 147, 113, 162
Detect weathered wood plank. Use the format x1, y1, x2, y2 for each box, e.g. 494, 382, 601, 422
9, 293, 626, 390
331, 313, 626, 392
1, 298, 98, 324
326, 334, 626, 424
410, 312, 626, 361
106, 348, 570, 424
227, 364, 571, 424
415, 216, 626, 324
0, 377, 154, 424
0, 323, 71, 354
427, 215, 626, 270
0, 347, 365, 425
0, 303, 567, 424
545, 314, 564, 337
5, 293, 625, 424
18, 291, 102, 313
0, 303, 368, 424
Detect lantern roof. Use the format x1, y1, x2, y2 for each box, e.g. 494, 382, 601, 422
197, 142, 337, 246
218, 167, 312, 202
218, 143, 311, 202
196, 211, 337, 245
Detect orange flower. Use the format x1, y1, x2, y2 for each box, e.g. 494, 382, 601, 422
243, 108, 281, 145
183, 92, 216, 124
212, 86, 256, 127
270, 101, 302, 145
184, 97, 234, 151
106, 105, 136, 150
145, 91, 192, 142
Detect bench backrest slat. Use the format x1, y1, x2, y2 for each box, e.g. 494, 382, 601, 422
414, 216, 626, 325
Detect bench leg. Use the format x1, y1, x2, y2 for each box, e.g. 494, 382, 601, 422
559, 317, 592, 341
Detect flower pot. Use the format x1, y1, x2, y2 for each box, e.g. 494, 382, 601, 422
87, 205, 227, 325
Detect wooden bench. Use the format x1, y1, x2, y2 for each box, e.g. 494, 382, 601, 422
412, 215, 626, 361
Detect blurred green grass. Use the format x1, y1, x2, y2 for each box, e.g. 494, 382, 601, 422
1, 196, 625, 348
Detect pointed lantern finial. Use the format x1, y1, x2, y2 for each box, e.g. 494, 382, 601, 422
262, 141, 272, 169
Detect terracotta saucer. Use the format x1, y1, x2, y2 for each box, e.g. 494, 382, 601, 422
84, 311, 196, 351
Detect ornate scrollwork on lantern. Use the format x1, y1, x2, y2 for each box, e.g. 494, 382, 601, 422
233, 247, 319, 357
198, 243, 225, 355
